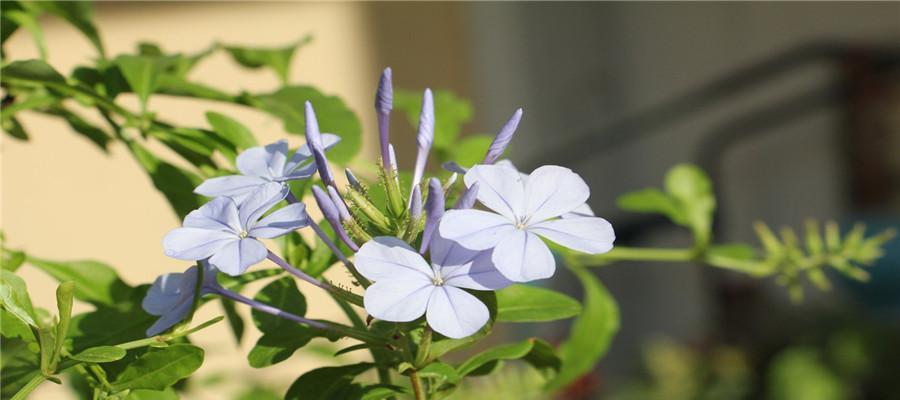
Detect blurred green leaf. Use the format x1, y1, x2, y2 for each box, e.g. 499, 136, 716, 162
0, 270, 38, 327
449, 135, 494, 169
125, 387, 179, 400
206, 111, 257, 151
4, 10, 46, 60
1, 308, 35, 342
111, 344, 204, 391
496, 284, 581, 322
617, 188, 684, 224
394, 89, 473, 152
456, 339, 535, 379
224, 36, 311, 83
248, 277, 315, 368
2, 117, 29, 141
420, 361, 460, 387
1, 59, 66, 84
220, 299, 244, 345
545, 266, 619, 392
707, 244, 756, 261
27, 258, 133, 306
522, 338, 562, 378
115, 55, 164, 110
247, 328, 317, 368
126, 140, 203, 219
70, 346, 127, 363
284, 363, 374, 400
1, 248, 26, 272
256, 85, 361, 164
33, 1, 104, 57
49, 107, 113, 151
53, 281, 75, 367
67, 286, 155, 353
767, 347, 846, 400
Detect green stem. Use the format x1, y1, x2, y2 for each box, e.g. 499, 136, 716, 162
414, 326, 432, 368
410, 370, 425, 400
11, 373, 47, 400
582, 246, 695, 263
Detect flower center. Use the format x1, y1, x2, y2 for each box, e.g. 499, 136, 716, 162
431, 276, 445, 286
515, 221, 527, 230
238, 230, 249, 238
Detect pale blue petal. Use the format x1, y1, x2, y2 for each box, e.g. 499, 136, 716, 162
464, 164, 525, 221
444, 250, 513, 291
145, 299, 192, 336
265, 140, 289, 177
429, 233, 480, 270
529, 217, 615, 254
562, 203, 595, 219
439, 209, 516, 251
355, 237, 434, 282
194, 175, 268, 199
142, 271, 188, 316
284, 133, 341, 175
238, 182, 287, 229
163, 228, 235, 260
236, 145, 275, 178
523, 165, 589, 224
208, 238, 268, 276
364, 279, 433, 322
492, 229, 555, 282
426, 286, 489, 339
183, 197, 241, 233
249, 203, 310, 238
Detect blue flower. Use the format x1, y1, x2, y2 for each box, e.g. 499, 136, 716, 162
163, 183, 309, 275
440, 163, 615, 282
355, 234, 511, 339
194, 137, 339, 203
142, 262, 218, 336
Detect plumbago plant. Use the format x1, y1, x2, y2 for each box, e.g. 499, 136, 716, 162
0, 2, 896, 400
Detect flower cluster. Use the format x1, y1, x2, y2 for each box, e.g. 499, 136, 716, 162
145, 67, 615, 340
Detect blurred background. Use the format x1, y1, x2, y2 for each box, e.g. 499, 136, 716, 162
3, 2, 899, 399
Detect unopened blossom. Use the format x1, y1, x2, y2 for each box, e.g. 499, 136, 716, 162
355, 234, 511, 339
143, 262, 218, 336
194, 137, 339, 203
440, 164, 615, 282
163, 183, 309, 275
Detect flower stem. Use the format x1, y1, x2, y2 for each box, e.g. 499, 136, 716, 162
266, 250, 365, 306
211, 285, 327, 330
410, 370, 425, 400
11, 373, 47, 400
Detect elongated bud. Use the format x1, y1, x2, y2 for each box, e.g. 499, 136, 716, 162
454, 182, 480, 209
345, 187, 392, 232
409, 185, 423, 221
327, 186, 352, 222
345, 168, 365, 193
443, 173, 458, 193
305, 102, 335, 187
376, 68, 394, 171
411, 89, 434, 193
442, 161, 468, 174
420, 178, 444, 253
482, 108, 523, 164
312, 186, 358, 251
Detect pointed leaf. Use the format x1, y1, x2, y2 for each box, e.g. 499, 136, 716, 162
0, 270, 37, 327
70, 346, 127, 363
27, 258, 133, 306
496, 284, 581, 322
456, 339, 535, 379
111, 344, 204, 391
284, 363, 374, 400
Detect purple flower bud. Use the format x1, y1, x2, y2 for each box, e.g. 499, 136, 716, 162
454, 181, 480, 210
420, 178, 444, 253
409, 185, 423, 221
312, 186, 358, 251
345, 168, 364, 192
327, 185, 352, 222
376, 68, 394, 171
442, 161, 468, 175
305, 102, 335, 187
411, 89, 434, 191
389, 144, 398, 174
482, 108, 523, 164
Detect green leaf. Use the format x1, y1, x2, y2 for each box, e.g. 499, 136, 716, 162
767, 347, 846, 400
0, 338, 41, 399
2, 117, 29, 141
284, 363, 374, 400
522, 338, 562, 378
67, 286, 156, 353
70, 346, 127, 363
220, 299, 244, 344
664, 164, 715, 244
50, 107, 113, 151
33, 1, 104, 57
394, 89, 473, 152
115, 55, 164, 110
53, 281, 75, 366
1, 59, 66, 84
206, 112, 257, 150
1, 248, 26, 272
1, 308, 35, 343
224, 37, 311, 83
125, 140, 203, 219
247, 328, 316, 368
111, 344, 204, 391
256, 85, 361, 164
496, 284, 581, 322
26, 258, 133, 306
0, 270, 38, 327
616, 188, 684, 224
419, 362, 460, 387
544, 266, 619, 392
4, 10, 47, 60
707, 243, 756, 261
125, 387, 179, 400
156, 75, 235, 102
456, 339, 535, 379
252, 277, 307, 333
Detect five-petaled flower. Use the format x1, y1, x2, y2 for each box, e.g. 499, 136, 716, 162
142, 262, 218, 336
440, 163, 615, 282
194, 137, 339, 203
355, 234, 512, 339
163, 182, 309, 275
